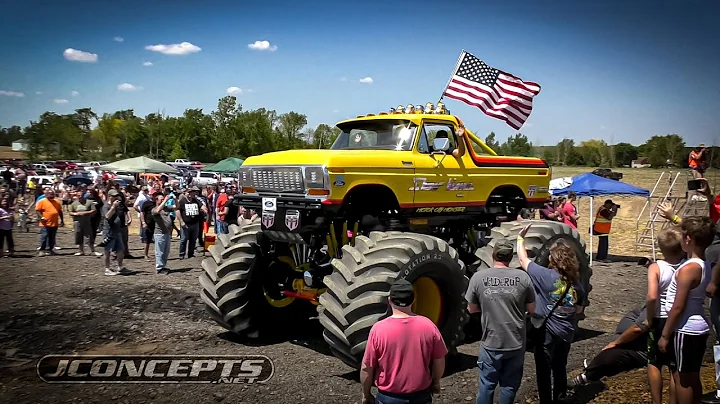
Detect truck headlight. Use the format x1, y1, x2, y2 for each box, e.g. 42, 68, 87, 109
303, 166, 326, 189
239, 167, 252, 187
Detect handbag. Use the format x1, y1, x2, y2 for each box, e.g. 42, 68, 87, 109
528, 282, 571, 342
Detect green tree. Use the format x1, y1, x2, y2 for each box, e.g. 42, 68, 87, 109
500, 133, 533, 156
484, 132, 501, 153
542, 148, 555, 164
555, 138, 575, 166
643, 134, 686, 167
0, 125, 22, 146
312, 124, 336, 149
613, 142, 638, 167
578, 139, 611, 167
276, 112, 308, 149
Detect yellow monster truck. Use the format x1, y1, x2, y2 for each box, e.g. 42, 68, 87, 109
199, 103, 590, 368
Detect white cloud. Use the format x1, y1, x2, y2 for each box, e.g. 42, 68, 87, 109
118, 83, 142, 91
145, 42, 201, 55
35, 91, 43, 95
63, 48, 98, 62
142, 61, 153, 66
359, 77, 373, 84
71, 90, 79, 97
339, 77, 348, 82
54, 99, 69, 104
0, 90, 24, 97
113, 36, 124, 42
226, 86, 242, 95
248, 40, 277, 52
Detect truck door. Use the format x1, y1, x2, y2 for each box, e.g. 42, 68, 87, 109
412, 121, 470, 212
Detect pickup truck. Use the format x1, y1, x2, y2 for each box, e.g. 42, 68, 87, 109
167, 159, 206, 169
188, 170, 218, 186
592, 168, 623, 181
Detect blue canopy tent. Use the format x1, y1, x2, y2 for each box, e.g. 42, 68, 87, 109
551, 172, 650, 198
551, 173, 650, 265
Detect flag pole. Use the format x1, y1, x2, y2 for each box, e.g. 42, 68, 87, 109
438, 50, 466, 105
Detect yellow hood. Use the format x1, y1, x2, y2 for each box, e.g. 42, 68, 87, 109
242, 149, 414, 169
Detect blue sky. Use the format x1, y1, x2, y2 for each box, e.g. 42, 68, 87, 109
0, 0, 718, 146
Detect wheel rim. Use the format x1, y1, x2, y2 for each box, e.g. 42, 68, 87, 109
263, 256, 296, 308
411, 276, 444, 326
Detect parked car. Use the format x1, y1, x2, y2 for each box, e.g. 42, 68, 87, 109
53, 160, 78, 170
113, 171, 136, 183
32, 164, 60, 174
189, 170, 218, 186
592, 168, 623, 181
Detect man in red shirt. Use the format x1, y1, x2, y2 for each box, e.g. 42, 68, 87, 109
361, 279, 448, 404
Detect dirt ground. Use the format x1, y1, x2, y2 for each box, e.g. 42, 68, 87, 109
2, 167, 718, 404
1, 225, 715, 404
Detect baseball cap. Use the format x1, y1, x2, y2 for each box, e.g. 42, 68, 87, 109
389, 279, 415, 307
493, 239, 514, 262
604, 199, 614, 205
108, 189, 120, 197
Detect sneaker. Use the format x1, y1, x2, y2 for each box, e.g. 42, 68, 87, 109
583, 359, 588, 369
157, 269, 170, 275
92, 251, 102, 257
37, 251, 46, 257
54, 246, 61, 250
74, 252, 84, 256
568, 373, 588, 388
104, 268, 119, 276
117, 267, 131, 275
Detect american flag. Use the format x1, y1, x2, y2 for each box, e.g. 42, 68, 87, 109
443, 51, 541, 130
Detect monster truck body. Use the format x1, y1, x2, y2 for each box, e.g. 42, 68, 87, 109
200, 105, 590, 368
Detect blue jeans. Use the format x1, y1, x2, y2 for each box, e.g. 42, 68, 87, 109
179, 222, 199, 258
376, 390, 432, 404
477, 346, 525, 404
154, 233, 171, 271
40, 226, 58, 251
216, 220, 228, 235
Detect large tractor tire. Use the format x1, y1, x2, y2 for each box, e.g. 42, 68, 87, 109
318, 231, 470, 369
473, 220, 592, 309
199, 216, 265, 335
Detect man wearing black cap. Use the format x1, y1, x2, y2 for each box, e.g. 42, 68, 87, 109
592, 199, 618, 262
465, 239, 536, 404
361, 278, 448, 404
175, 186, 206, 259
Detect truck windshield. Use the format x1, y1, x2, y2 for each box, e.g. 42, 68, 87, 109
330, 119, 418, 151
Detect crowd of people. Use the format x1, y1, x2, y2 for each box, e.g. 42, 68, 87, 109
360, 178, 720, 404
0, 168, 254, 274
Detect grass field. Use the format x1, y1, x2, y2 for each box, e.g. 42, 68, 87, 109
549, 167, 718, 259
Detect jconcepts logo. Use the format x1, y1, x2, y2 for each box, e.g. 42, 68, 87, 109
37, 355, 274, 384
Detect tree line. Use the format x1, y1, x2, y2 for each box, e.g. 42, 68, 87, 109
483, 132, 718, 168
0, 96, 340, 162
0, 95, 716, 168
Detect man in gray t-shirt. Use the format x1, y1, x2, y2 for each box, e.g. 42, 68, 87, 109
465, 239, 536, 404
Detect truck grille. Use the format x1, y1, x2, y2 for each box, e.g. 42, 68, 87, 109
250, 167, 304, 193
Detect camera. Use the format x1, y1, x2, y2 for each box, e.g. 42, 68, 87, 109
613, 204, 621, 209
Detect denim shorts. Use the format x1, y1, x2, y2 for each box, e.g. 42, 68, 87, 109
104, 231, 125, 252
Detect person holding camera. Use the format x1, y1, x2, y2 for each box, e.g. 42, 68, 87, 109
593, 200, 619, 262
101, 189, 130, 276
